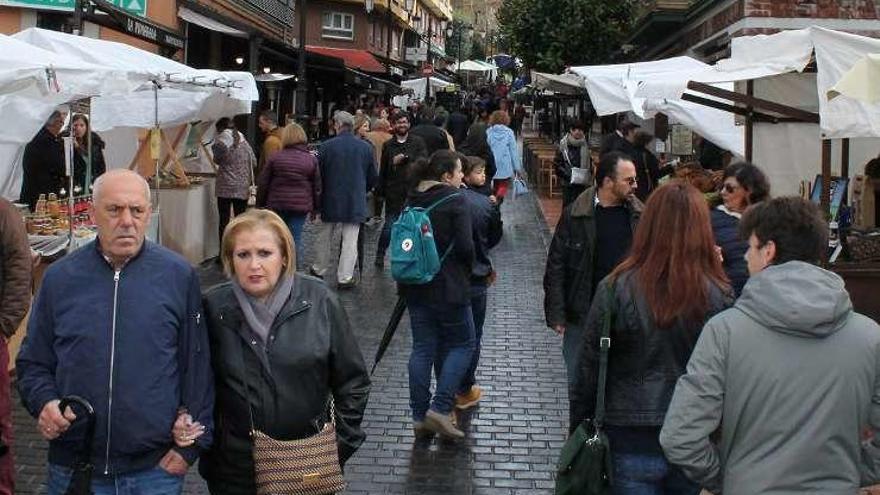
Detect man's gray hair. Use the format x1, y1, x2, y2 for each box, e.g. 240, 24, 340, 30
334, 111, 354, 129
92, 170, 151, 204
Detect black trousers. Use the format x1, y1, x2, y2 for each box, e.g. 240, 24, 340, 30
218, 197, 248, 246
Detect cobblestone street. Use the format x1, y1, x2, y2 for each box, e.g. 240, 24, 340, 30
12, 190, 567, 494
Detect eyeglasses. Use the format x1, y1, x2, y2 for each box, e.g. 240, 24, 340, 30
621, 177, 637, 185
722, 183, 740, 194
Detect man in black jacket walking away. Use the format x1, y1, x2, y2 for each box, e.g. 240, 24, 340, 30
375, 114, 428, 267
543, 151, 642, 392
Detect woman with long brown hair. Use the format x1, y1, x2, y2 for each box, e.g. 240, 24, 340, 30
570, 180, 733, 495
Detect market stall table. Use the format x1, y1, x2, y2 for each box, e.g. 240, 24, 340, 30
154, 178, 219, 265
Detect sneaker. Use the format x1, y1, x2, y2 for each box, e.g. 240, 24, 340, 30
424, 409, 464, 440
337, 278, 358, 290
455, 386, 482, 410
308, 266, 324, 280
413, 421, 436, 439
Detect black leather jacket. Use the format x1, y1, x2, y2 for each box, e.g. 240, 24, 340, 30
198, 275, 371, 493
543, 187, 642, 327
569, 270, 732, 432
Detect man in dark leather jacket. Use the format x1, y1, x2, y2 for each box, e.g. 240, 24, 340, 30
543, 151, 642, 395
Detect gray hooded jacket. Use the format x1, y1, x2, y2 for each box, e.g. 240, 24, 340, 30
660, 261, 880, 495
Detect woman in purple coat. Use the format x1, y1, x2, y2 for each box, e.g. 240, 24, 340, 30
256, 123, 321, 260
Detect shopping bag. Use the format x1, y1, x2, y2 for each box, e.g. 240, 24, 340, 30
555, 419, 612, 495
512, 176, 529, 198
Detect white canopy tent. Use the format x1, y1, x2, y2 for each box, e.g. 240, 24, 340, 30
0, 32, 146, 199
531, 71, 585, 96
401, 77, 455, 101
0, 28, 258, 201
630, 26, 880, 196
569, 57, 746, 158
457, 60, 497, 72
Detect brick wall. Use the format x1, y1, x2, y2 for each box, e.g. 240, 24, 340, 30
745, 0, 880, 19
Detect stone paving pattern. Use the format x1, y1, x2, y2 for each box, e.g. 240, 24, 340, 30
11, 189, 567, 494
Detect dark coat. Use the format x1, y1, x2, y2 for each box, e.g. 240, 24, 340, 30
462, 187, 501, 282
631, 145, 662, 202
570, 271, 732, 432
71, 131, 107, 192
257, 144, 321, 214
711, 207, 749, 297
0, 199, 31, 338
398, 183, 475, 306
599, 132, 636, 159
20, 127, 65, 209
317, 131, 378, 223
543, 187, 642, 328
446, 112, 469, 146
199, 275, 371, 494
459, 121, 496, 180
410, 124, 450, 155
378, 135, 428, 216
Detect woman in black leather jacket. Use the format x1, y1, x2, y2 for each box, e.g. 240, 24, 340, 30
571, 181, 732, 495
197, 209, 371, 494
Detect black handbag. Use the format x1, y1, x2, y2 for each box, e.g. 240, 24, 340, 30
555, 284, 614, 495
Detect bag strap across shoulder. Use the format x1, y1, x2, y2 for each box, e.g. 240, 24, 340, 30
593, 280, 615, 428
424, 191, 462, 213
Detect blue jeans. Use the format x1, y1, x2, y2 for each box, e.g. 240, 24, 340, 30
277, 211, 308, 262
47, 463, 183, 495
562, 322, 584, 388
459, 283, 487, 393
407, 300, 475, 420
607, 428, 699, 495
375, 211, 400, 260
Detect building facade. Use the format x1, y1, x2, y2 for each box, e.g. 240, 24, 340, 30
628, 0, 880, 62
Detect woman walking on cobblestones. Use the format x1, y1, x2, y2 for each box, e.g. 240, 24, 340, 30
571, 181, 733, 495
400, 150, 475, 441
198, 210, 370, 494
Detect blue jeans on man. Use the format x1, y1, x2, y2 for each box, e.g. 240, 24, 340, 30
47, 463, 183, 495
277, 211, 308, 266
407, 300, 475, 420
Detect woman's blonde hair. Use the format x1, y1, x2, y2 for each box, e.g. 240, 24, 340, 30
488, 110, 510, 126
354, 114, 371, 133
281, 122, 308, 147
221, 209, 295, 278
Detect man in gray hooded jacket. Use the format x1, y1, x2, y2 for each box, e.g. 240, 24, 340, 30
660, 196, 880, 495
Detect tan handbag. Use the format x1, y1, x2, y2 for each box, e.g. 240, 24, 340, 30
238, 342, 345, 494
251, 399, 345, 495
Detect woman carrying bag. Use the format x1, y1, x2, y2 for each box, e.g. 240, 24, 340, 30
195, 209, 371, 494
562, 181, 732, 495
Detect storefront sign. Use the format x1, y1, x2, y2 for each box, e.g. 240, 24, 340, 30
84, 0, 184, 50
0, 0, 146, 17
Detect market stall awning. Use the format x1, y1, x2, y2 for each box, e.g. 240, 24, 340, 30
633, 27, 880, 139
569, 56, 745, 157
306, 46, 386, 73
828, 53, 880, 103
457, 60, 495, 72
401, 76, 455, 101
532, 71, 585, 96
177, 6, 248, 37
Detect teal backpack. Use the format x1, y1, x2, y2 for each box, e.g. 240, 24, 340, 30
390, 193, 461, 284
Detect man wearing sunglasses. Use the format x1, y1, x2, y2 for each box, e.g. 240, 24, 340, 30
544, 151, 643, 430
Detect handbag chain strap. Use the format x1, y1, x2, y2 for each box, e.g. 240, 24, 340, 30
593, 281, 615, 429
235, 333, 335, 437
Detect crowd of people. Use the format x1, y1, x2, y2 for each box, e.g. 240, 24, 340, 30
2, 88, 880, 495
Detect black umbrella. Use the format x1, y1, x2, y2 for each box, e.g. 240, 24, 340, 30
371, 296, 407, 375
60, 395, 96, 495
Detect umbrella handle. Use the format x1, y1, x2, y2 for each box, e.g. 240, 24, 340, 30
59, 395, 97, 455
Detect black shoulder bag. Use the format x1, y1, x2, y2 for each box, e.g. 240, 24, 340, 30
555, 283, 614, 495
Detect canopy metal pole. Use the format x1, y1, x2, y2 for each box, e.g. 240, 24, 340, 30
153, 81, 162, 245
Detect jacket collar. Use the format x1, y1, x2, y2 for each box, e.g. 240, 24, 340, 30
570, 186, 644, 218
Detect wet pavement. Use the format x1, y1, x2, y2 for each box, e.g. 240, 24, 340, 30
12, 190, 566, 494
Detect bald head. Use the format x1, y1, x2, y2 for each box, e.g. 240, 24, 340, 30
93, 170, 151, 205
90, 170, 153, 267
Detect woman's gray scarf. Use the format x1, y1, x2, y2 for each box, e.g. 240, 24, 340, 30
560, 134, 590, 171
231, 274, 295, 345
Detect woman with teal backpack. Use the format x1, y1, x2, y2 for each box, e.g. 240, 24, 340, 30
398, 150, 475, 441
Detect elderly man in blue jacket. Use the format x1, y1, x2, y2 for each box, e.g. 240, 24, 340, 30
17, 169, 214, 495
309, 110, 378, 289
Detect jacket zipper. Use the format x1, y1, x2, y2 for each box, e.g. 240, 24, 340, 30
104, 269, 121, 475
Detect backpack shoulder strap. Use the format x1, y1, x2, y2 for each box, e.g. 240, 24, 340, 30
424, 192, 462, 213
